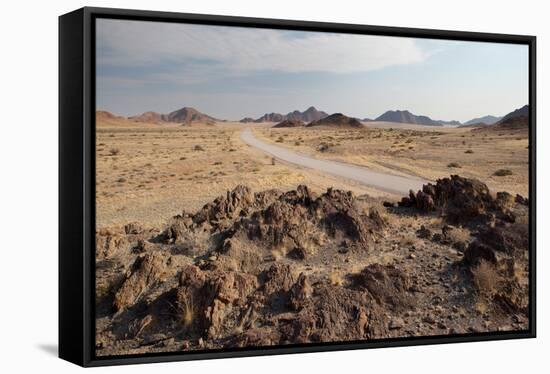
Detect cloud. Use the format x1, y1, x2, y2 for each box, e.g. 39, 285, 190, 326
97, 19, 429, 75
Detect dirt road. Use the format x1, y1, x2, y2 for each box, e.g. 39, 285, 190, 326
240, 128, 427, 195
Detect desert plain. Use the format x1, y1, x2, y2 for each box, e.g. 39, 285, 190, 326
94, 110, 530, 356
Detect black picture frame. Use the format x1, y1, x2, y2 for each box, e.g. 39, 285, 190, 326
59, 6, 537, 367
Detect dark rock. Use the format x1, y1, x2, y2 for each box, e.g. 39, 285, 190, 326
432, 233, 443, 242
287, 246, 307, 260
416, 191, 435, 211
515, 194, 529, 206
398, 175, 523, 226
114, 252, 171, 311
463, 241, 497, 266
416, 225, 432, 239
288, 273, 311, 310
124, 222, 143, 235
351, 264, 414, 311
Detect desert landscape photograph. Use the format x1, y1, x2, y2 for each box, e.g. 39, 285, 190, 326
94, 19, 531, 356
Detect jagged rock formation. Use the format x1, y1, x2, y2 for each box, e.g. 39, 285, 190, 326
95, 178, 529, 356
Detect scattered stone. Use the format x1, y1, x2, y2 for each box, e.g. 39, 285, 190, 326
389, 317, 404, 330
422, 315, 436, 324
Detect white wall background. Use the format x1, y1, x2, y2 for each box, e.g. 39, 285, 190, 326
0, 0, 547, 372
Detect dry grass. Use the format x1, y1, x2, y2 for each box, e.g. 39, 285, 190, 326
399, 234, 417, 248
446, 227, 471, 243
179, 296, 195, 328
328, 271, 343, 286
254, 124, 529, 197
471, 260, 501, 297
270, 246, 287, 261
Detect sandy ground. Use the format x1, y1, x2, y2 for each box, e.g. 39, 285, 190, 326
96, 121, 396, 228
253, 121, 529, 197
95, 117, 530, 356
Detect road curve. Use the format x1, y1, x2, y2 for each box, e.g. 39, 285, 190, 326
240, 128, 428, 195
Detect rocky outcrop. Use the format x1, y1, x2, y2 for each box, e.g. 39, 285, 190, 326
96, 228, 128, 259
96, 180, 529, 356
351, 264, 414, 311
398, 175, 517, 225
307, 113, 365, 129
113, 252, 172, 311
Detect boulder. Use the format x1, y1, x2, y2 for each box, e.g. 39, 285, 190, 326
113, 252, 171, 311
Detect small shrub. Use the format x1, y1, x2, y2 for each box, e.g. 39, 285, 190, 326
447, 162, 461, 168
177, 296, 195, 328
471, 260, 501, 297
400, 234, 417, 248
193, 145, 205, 151
317, 143, 330, 152
109, 148, 120, 156
465, 149, 474, 154
493, 169, 513, 177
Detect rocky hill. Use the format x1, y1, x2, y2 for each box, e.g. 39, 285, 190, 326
273, 119, 306, 128
129, 107, 218, 125
307, 113, 365, 129
498, 105, 529, 123
243, 106, 329, 123
474, 105, 529, 131
375, 110, 459, 126
286, 106, 329, 122
129, 111, 165, 124
253, 112, 285, 123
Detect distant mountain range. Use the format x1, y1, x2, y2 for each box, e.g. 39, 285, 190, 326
97, 104, 529, 130
241, 106, 328, 123
374, 110, 460, 127
463, 115, 502, 126
129, 107, 218, 125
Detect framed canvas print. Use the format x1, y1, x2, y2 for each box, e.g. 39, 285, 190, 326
59, 7, 536, 367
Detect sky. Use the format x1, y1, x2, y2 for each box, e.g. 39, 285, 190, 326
96, 19, 529, 123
